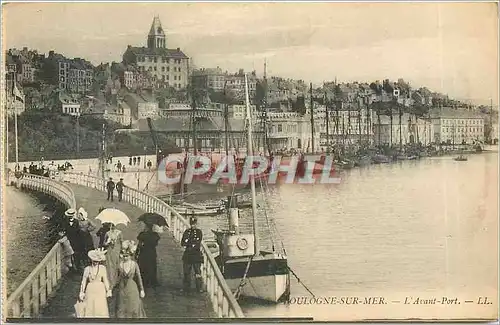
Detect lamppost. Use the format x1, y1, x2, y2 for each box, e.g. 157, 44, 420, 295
143, 146, 147, 169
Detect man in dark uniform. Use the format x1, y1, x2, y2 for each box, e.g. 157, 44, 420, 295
64, 208, 84, 272
116, 178, 124, 202
106, 177, 115, 201
181, 216, 204, 293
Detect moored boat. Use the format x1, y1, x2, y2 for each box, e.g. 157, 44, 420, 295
454, 155, 468, 161
211, 75, 290, 304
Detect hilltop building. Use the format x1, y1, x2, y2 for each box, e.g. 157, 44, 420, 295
123, 16, 190, 89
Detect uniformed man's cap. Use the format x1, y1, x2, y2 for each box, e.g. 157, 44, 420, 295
120, 178, 123, 180
189, 216, 197, 225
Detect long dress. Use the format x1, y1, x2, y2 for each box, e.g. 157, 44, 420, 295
79, 265, 110, 318
115, 261, 146, 318
104, 229, 122, 288
79, 219, 96, 254
137, 231, 160, 288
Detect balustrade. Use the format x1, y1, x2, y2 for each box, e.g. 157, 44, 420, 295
62, 172, 244, 318
6, 174, 76, 318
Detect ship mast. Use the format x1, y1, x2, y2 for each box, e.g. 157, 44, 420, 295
309, 83, 315, 153
263, 59, 271, 156
245, 74, 260, 256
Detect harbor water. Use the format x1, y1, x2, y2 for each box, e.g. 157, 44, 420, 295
6, 152, 498, 319
4, 187, 57, 296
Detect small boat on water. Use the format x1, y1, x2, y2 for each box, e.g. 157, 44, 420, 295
372, 154, 390, 164
172, 203, 225, 216
407, 155, 419, 160
454, 155, 468, 161
354, 156, 372, 167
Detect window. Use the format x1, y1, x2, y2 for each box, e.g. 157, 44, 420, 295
161, 67, 165, 72
154, 67, 157, 71
278, 124, 282, 132
167, 67, 170, 72
154, 57, 157, 63
174, 76, 177, 80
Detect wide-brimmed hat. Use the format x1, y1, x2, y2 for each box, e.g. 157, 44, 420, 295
88, 248, 106, 262
121, 240, 138, 256
78, 207, 88, 219
65, 208, 76, 218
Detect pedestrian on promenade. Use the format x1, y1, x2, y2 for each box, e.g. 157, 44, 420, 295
147, 160, 152, 171
116, 178, 125, 202
77, 207, 96, 260
137, 156, 141, 166
64, 209, 85, 273
103, 223, 123, 289
76, 248, 112, 318
106, 177, 115, 201
117, 161, 122, 173
115, 240, 146, 318
137, 223, 160, 288
133, 157, 137, 165
181, 216, 204, 293
129, 156, 133, 166
58, 230, 74, 274
97, 222, 111, 248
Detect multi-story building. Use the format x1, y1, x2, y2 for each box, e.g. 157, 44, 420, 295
104, 101, 132, 126
430, 107, 485, 145
124, 93, 159, 120
5, 48, 44, 85
373, 113, 434, 146
191, 67, 226, 91
122, 16, 190, 90
56, 55, 93, 93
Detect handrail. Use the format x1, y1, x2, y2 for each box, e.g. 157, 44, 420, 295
5, 174, 77, 318
61, 172, 245, 318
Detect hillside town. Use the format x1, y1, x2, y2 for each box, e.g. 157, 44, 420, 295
5, 16, 499, 161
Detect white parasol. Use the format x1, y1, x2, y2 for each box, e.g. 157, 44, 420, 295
95, 208, 130, 226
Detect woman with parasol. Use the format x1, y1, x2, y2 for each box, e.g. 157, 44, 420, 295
136, 213, 168, 288
115, 240, 146, 318
96, 208, 130, 289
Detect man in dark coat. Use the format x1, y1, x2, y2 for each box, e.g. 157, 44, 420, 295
181, 216, 204, 293
63, 208, 84, 272
106, 177, 115, 201
116, 178, 125, 202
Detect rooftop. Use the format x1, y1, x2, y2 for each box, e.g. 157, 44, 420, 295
430, 107, 484, 119
125, 46, 188, 59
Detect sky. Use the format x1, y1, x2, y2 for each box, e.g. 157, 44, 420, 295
3, 2, 499, 106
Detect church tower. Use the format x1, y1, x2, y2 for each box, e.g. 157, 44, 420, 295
147, 15, 166, 49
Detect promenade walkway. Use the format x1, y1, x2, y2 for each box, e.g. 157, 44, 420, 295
41, 183, 215, 318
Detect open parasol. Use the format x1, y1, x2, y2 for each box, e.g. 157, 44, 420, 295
138, 212, 168, 227
96, 208, 130, 226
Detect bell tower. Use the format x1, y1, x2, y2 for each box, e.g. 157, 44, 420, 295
147, 15, 166, 49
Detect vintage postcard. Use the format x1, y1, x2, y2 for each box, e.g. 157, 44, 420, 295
1, 1, 498, 322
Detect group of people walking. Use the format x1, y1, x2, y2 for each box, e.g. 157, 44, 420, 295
60, 207, 165, 318
59, 204, 205, 319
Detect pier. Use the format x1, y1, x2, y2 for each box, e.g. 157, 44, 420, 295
4, 172, 244, 319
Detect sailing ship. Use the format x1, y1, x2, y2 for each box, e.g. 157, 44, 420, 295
211, 74, 290, 303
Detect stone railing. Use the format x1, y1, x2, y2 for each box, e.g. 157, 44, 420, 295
61, 172, 245, 318
5, 174, 77, 318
